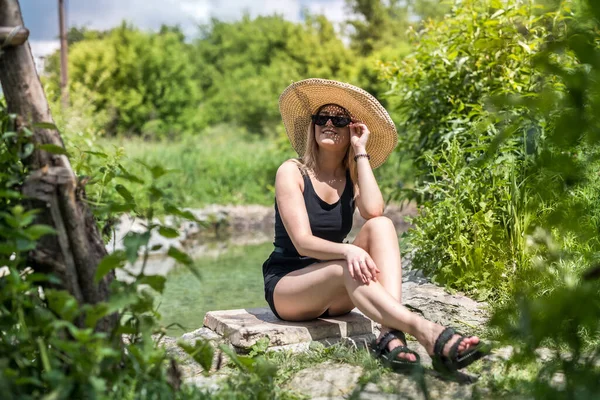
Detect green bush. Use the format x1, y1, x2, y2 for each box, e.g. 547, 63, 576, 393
193, 13, 354, 133
379, 0, 564, 297
44, 23, 204, 137
382, 0, 548, 172
407, 139, 530, 300
386, 0, 600, 395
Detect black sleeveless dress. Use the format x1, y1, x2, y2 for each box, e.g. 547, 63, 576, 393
262, 169, 355, 319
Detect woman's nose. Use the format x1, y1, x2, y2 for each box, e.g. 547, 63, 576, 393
324, 118, 334, 126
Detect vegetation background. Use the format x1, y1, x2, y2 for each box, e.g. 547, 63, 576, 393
1, 0, 599, 398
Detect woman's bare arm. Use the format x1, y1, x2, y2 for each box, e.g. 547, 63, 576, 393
350, 122, 385, 219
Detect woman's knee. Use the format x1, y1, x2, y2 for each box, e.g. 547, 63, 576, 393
331, 260, 348, 279
362, 216, 396, 234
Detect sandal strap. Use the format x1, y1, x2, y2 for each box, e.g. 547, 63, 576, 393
387, 345, 421, 363
433, 327, 456, 358
374, 331, 397, 356
388, 329, 407, 344
373, 330, 409, 357
449, 333, 467, 360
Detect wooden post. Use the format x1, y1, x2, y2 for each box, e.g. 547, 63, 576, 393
58, 0, 69, 108
0, 0, 117, 334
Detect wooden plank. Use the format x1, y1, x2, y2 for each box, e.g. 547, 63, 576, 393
0, 26, 29, 46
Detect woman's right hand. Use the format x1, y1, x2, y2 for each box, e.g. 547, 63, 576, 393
343, 244, 380, 284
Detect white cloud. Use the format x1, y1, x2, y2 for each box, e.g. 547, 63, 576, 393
29, 40, 60, 58
29, 40, 60, 71
22, 0, 351, 60
305, 0, 347, 22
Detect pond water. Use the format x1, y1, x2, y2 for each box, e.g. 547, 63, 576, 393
157, 241, 272, 336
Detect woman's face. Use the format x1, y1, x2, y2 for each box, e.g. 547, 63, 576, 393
313, 104, 351, 151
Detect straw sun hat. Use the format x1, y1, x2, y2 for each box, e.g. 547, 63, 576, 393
279, 78, 398, 169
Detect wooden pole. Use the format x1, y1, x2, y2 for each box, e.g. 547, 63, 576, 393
0, 0, 116, 334
58, 0, 69, 107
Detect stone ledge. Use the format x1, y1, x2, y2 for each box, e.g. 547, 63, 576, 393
203, 307, 375, 350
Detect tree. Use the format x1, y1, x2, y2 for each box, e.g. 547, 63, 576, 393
44, 23, 203, 137
192, 13, 354, 133
409, 0, 453, 20
344, 0, 411, 55
0, 0, 116, 332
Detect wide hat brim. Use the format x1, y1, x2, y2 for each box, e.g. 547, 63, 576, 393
279, 78, 398, 169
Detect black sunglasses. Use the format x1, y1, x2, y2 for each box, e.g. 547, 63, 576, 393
311, 114, 352, 128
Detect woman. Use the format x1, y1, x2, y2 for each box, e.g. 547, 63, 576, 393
262, 78, 490, 373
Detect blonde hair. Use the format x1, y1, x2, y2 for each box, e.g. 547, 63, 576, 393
293, 119, 360, 198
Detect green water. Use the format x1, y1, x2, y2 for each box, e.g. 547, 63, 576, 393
158, 242, 272, 336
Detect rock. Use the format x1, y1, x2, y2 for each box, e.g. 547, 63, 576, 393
364, 373, 474, 400
286, 362, 363, 398
197, 278, 488, 354
354, 202, 417, 235
181, 326, 223, 343
285, 362, 476, 400
185, 373, 229, 393
203, 308, 376, 351
402, 281, 488, 332
157, 335, 207, 379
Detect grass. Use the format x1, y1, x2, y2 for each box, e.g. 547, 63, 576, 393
96, 124, 412, 209
154, 241, 542, 398
217, 339, 539, 399
99, 125, 296, 207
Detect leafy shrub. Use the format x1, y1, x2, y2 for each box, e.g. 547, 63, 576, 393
408, 139, 531, 300
0, 102, 214, 398
44, 23, 204, 137
391, 0, 600, 395
382, 0, 549, 172
380, 0, 565, 297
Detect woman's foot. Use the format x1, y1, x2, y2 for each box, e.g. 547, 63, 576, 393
370, 328, 421, 373
376, 327, 417, 362
421, 323, 490, 373
424, 324, 480, 357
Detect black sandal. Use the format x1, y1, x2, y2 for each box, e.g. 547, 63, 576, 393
431, 327, 491, 374
370, 329, 422, 372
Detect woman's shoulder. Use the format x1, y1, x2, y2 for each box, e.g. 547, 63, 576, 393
277, 158, 305, 176
276, 159, 306, 189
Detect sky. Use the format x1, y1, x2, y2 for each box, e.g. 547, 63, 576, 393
21, 0, 349, 63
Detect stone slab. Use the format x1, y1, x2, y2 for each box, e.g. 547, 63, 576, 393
203, 308, 374, 349
401, 281, 488, 331
286, 362, 363, 398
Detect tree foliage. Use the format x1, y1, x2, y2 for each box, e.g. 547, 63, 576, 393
192, 14, 353, 133
45, 23, 203, 137
379, 0, 557, 298
383, 0, 547, 171
344, 0, 411, 55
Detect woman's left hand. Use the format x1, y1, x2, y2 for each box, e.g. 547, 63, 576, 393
349, 121, 370, 152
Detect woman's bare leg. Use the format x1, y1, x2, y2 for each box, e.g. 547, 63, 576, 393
273, 260, 354, 321
273, 216, 479, 358
273, 258, 478, 357
352, 216, 412, 360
